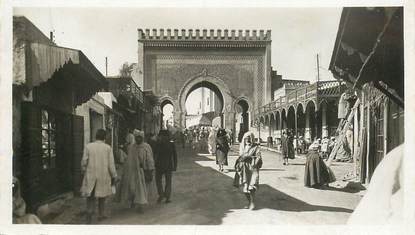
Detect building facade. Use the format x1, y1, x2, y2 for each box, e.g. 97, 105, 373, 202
329, 7, 404, 183
256, 80, 344, 143
138, 28, 272, 136
13, 16, 108, 209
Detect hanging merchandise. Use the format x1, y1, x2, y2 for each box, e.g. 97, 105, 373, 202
327, 98, 360, 167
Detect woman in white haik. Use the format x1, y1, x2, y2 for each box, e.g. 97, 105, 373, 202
233, 131, 263, 210
208, 127, 217, 155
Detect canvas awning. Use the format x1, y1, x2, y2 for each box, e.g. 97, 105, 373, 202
13, 42, 108, 105
329, 7, 403, 107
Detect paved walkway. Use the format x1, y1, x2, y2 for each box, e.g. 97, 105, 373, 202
47, 144, 364, 225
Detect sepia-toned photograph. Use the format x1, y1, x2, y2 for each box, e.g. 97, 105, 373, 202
3, 1, 412, 231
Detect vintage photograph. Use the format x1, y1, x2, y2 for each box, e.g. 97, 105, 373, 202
10, 6, 405, 226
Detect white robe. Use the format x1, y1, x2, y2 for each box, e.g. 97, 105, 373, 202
80, 141, 117, 198
119, 143, 155, 205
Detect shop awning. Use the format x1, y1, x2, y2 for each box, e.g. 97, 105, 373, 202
13, 42, 108, 105
329, 7, 403, 107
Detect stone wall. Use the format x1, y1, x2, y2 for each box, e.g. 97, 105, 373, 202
139, 29, 271, 131
138, 28, 271, 41
144, 50, 266, 109
75, 94, 107, 146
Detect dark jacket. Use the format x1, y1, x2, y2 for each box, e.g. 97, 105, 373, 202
154, 140, 177, 172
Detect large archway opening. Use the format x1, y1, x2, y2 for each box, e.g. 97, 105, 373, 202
296, 104, 306, 138
270, 113, 275, 137
281, 109, 287, 130
264, 115, 270, 141
287, 106, 296, 133
161, 99, 174, 130
235, 99, 250, 142
305, 101, 317, 142
326, 100, 339, 137
184, 81, 224, 129
275, 111, 281, 136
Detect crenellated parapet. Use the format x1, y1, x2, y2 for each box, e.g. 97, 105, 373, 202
137, 28, 271, 42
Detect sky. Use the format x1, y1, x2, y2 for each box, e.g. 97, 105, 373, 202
13, 7, 342, 82
14, 7, 342, 116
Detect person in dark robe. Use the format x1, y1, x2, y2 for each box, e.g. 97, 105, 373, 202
304, 142, 334, 188
178, 131, 186, 149
147, 133, 158, 152
155, 130, 178, 203
215, 129, 230, 172
283, 130, 295, 165
281, 131, 288, 165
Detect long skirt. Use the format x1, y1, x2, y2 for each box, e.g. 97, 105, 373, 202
216, 149, 228, 166
304, 152, 332, 188
118, 167, 148, 205
287, 145, 295, 159
146, 171, 158, 204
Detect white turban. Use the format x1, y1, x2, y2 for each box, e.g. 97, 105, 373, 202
308, 141, 320, 151
239, 131, 256, 155
133, 129, 144, 138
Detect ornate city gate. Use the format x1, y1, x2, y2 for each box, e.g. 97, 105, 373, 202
137, 29, 272, 132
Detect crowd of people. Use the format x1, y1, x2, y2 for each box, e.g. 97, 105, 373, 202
11, 124, 347, 224
277, 130, 339, 161
277, 129, 339, 188
177, 126, 234, 153
78, 128, 177, 224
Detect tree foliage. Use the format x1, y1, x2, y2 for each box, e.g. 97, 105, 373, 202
119, 62, 134, 77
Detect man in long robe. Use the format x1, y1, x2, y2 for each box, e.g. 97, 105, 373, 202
119, 130, 155, 212
234, 131, 262, 210
80, 129, 118, 223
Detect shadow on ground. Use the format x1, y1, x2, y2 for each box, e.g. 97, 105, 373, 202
326, 182, 367, 193
64, 146, 355, 225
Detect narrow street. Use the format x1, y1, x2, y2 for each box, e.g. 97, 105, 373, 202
9, 7, 407, 231
56, 144, 363, 225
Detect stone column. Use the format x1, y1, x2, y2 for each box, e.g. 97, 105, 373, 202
173, 111, 185, 129
294, 110, 298, 137
322, 103, 328, 138
233, 112, 239, 143
224, 111, 235, 131
282, 114, 287, 130
305, 110, 311, 142
258, 119, 261, 141
276, 115, 280, 139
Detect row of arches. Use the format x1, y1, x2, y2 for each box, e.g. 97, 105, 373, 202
258, 99, 338, 142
